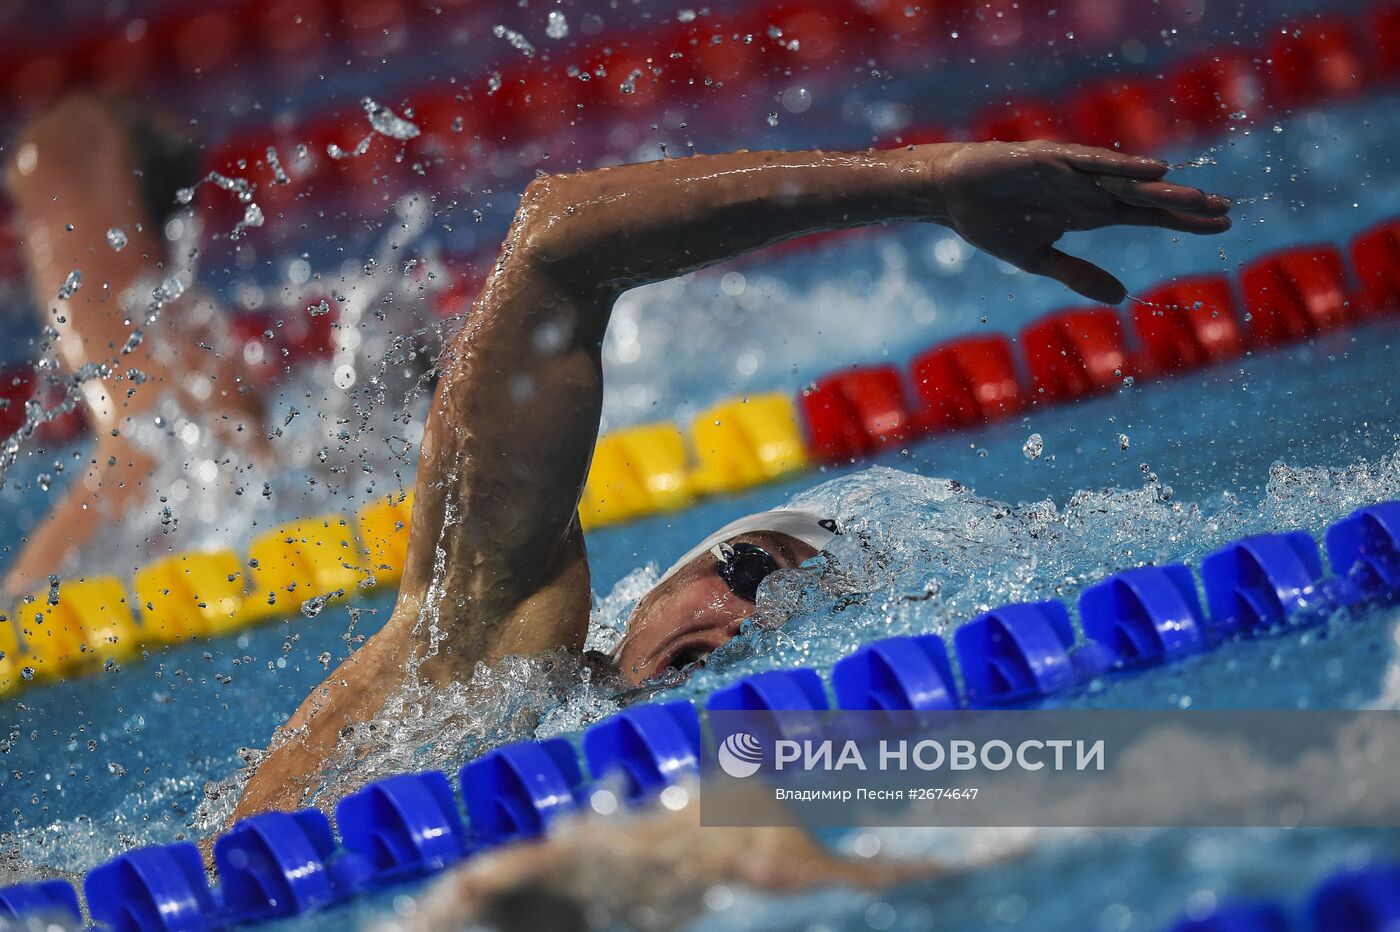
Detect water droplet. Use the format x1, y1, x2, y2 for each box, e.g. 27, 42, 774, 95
780, 86, 812, 114
266, 145, 291, 185
492, 24, 536, 58
1022, 433, 1044, 460
363, 97, 421, 141
106, 227, 128, 251
1118, 433, 1130, 451
300, 590, 345, 618
57, 270, 82, 300
767, 112, 780, 127
545, 10, 569, 39
157, 275, 186, 304
619, 68, 644, 95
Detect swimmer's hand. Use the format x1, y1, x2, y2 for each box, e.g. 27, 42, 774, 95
930, 141, 1232, 304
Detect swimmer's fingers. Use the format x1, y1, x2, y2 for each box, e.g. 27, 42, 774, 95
1053, 144, 1168, 180
1109, 205, 1233, 235
1018, 246, 1127, 305
1094, 174, 1232, 215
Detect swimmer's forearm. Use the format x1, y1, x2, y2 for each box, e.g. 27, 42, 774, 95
524, 146, 953, 290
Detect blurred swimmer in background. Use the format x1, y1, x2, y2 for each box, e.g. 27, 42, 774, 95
4, 94, 265, 596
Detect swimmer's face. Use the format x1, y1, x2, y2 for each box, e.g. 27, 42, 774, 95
613, 530, 818, 686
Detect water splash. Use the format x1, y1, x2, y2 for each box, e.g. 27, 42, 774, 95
492, 24, 536, 58
329, 98, 421, 160
363, 97, 420, 142
265, 146, 290, 186
231, 203, 264, 240
56, 270, 81, 300
545, 10, 569, 40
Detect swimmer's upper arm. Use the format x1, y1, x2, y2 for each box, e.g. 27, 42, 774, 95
392, 176, 619, 672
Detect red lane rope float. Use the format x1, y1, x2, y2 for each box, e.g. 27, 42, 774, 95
909, 335, 1023, 432
1351, 217, 1400, 314
1241, 245, 1355, 346
800, 366, 914, 463
1022, 308, 1134, 403
1, 0, 1211, 112
1133, 275, 1247, 371
1267, 14, 1370, 108
187, 0, 1400, 241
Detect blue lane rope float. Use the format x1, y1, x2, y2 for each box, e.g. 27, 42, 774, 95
10, 500, 1400, 928
1325, 501, 1400, 606
334, 771, 469, 884
1078, 564, 1209, 667
0, 879, 82, 927
459, 739, 586, 848
1164, 862, 1400, 931
830, 634, 958, 714
1308, 863, 1400, 930
84, 843, 214, 931
582, 701, 703, 802
213, 810, 364, 923
952, 600, 1079, 705
1199, 532, 1325, 634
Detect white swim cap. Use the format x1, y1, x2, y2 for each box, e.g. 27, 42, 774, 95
655, 507, 839, 587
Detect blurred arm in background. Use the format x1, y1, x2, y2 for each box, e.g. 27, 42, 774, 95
2, 94, 264, 597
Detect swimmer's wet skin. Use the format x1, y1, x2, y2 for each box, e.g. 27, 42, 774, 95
229, 140, 1231, 823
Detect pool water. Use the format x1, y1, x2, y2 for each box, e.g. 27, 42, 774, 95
6, 60, 1400, 932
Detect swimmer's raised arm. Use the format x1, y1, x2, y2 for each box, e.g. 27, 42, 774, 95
396, 142, 1231, 673
232, 141, 1230, 820
526, 142, 1230, 304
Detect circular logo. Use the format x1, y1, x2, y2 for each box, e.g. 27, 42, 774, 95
717, 732, 764, 778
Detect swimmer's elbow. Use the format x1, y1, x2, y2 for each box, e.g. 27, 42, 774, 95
514, 172, 577, 266
513, 171, 618, 290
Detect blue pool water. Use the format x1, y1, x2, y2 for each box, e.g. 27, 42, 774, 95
6, 84, 1400, 932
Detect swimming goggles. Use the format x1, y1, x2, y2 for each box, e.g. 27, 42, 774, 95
710, 541, 780, 602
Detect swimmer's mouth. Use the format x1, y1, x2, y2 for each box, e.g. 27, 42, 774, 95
666, 645, 709, 672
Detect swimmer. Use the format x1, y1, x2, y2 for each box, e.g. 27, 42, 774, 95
402, 782, 974, 931
2, 94, 266, 597
231, 139, 1230, 819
